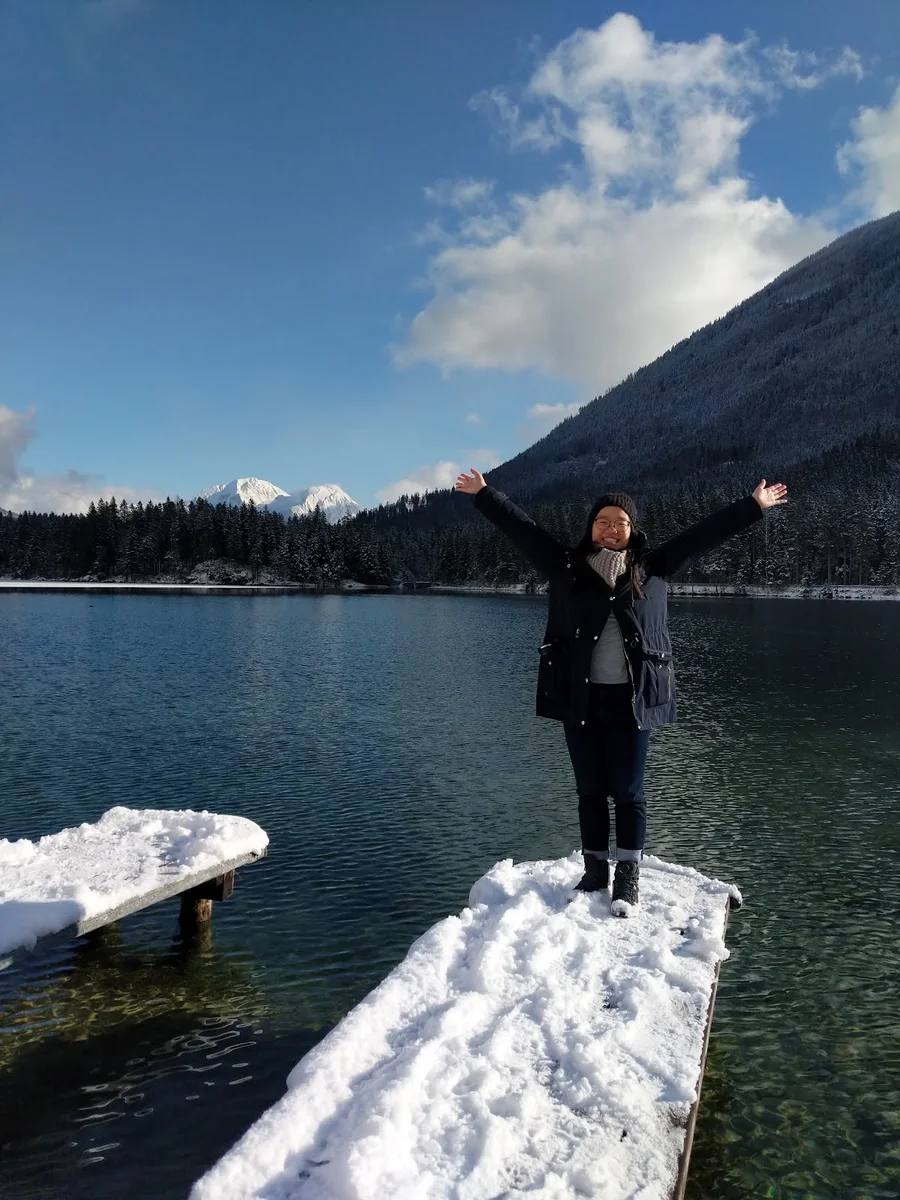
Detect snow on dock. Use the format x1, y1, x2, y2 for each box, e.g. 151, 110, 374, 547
0, 806, 268, 957
192, 853, 739, 1200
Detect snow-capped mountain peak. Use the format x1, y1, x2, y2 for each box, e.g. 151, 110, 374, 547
268, 484, 360, 523
198, 478, 290, 507
197, 478, 360, 523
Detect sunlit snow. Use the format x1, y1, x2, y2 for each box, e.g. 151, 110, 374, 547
0, 806, 268, 955
192, 852, 739, 1200
196, 478, 361, 523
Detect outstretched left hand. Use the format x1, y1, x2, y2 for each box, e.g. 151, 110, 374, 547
753, 479, 788, 510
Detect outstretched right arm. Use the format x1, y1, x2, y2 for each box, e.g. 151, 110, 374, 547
455, 469, 567, 578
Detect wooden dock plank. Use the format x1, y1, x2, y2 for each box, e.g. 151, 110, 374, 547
69, 850, 264, 937
0, 807, 268, 959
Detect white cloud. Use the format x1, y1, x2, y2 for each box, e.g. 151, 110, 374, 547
764, 44, 864, 90
5, 470, 147, 515
0, 406, 37, 490
470, 87, 566, 151
465, 411, 485, 425
396, 13, 863, 390
377, 447, 505, 504
837, 85, 900, 218
519, 402, 583, 441
465, 448, 501, 469
376, 461, 462, 504
425, 179, 495, 208
0, 404, 147, 514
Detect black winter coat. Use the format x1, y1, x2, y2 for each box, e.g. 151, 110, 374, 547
473, 486, 764, 731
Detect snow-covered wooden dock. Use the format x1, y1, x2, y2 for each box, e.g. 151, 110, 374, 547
191, 852, 739, 1200
0, 806, 268, 959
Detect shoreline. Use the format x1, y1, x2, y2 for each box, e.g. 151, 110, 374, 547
0, 579, 898, 600
666, 582, 900, 601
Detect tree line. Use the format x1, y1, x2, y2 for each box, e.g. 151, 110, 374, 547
2, 431, 899, 588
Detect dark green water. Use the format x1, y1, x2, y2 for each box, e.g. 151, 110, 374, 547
1, 592, 899, 1199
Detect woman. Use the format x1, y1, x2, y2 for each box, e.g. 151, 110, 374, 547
454, 469, 788, 915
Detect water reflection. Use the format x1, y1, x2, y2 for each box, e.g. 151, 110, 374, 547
1, 593, 899, 1197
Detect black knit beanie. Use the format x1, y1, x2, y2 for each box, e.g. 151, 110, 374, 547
591, 491, 639, 525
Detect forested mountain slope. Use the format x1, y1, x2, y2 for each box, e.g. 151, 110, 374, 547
489, 211, 900, 502
348, 211, 900, 586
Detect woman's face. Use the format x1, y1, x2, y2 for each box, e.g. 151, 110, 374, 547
591, 506, 632, 551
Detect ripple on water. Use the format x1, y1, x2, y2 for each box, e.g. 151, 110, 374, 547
1, 593, 900, 1197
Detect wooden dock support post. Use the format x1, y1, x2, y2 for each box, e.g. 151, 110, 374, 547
182, 896, 214, 925
178, 869, 235, 932
4, 813, 267, 964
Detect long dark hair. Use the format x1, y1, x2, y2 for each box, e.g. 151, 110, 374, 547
574, 500, 646, 599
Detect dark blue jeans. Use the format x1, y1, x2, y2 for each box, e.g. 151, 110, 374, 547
563, 684, 651, 860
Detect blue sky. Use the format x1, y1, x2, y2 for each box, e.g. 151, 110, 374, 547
1, 0, 898, 512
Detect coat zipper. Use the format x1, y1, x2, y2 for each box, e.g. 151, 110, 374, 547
624, 649, 636, 703
626, 657, 642, 729
622, 630, 639, 728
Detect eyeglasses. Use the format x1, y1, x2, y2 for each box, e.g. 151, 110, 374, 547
593, 518, 631, 531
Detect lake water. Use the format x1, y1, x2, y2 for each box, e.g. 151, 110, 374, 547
1, 592, 900, 1199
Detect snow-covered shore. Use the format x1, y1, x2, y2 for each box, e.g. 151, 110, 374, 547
667, 582, 900, 601
191, 853, 738, 1200
2, 579, 897, 600
0, 579, 304, 592
0, 578, 529, 596
0, 807, 269, 956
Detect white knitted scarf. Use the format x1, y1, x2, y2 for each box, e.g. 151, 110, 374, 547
586, 547, 630, 589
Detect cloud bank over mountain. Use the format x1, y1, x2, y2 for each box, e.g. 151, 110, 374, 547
0, 406, 146, 514
398, 14, 893, 393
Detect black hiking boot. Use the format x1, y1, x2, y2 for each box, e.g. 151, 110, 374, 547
611, 861, 640, 915
574, 853, 609, 893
